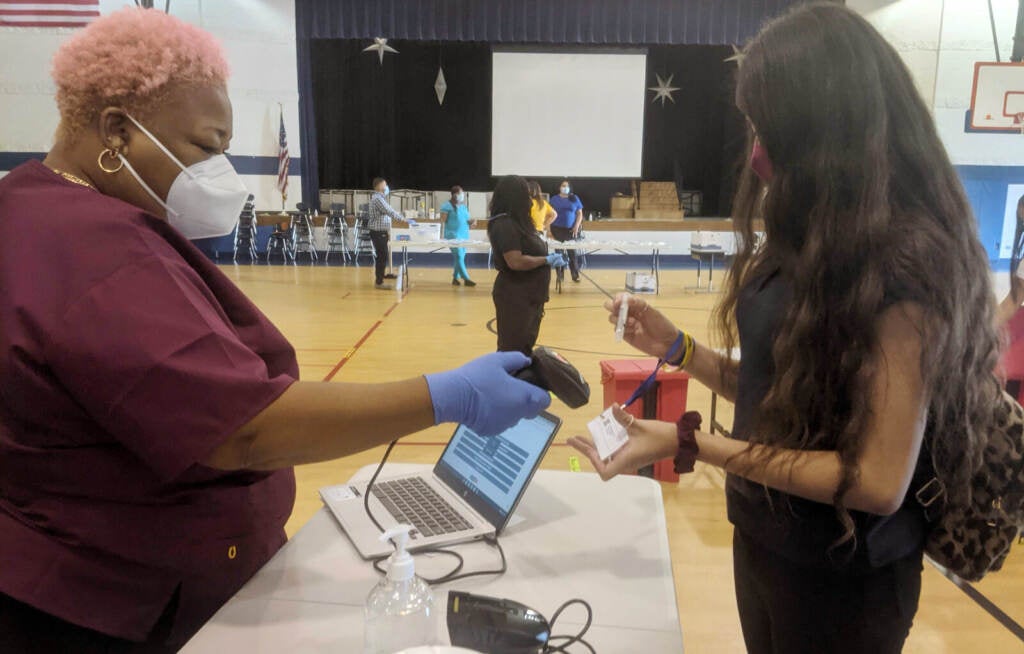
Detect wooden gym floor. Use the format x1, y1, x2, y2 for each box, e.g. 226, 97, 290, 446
221, 262, 1023, 653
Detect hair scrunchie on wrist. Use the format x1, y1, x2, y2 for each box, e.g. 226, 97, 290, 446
674, 411, 702, 474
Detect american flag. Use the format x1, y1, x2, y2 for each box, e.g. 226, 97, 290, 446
0, 1, 99, 28
277, 109, 289, 199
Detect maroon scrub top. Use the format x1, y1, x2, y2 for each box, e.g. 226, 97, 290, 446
0, 161, 298, 646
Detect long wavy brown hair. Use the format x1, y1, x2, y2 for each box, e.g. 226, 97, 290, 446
718, 3, 1004, 546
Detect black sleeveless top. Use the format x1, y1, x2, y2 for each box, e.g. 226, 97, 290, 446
726, 267, 931, 571
487, 213, 550, 301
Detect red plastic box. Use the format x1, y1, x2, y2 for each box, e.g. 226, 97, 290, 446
599, 359, 690, 482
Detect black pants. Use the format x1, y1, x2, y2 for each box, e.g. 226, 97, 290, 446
732, 529, 922, 654
369, 229, 390, 284
549, 225, 579, 280
0, 591, 178, 654
493, 284, 545, 356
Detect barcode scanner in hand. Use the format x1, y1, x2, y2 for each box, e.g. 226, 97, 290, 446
513, 347, 590, 409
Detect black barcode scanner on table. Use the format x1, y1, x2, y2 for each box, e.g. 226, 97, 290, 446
447, 591, 549, 654
447, 591, 594, 654
513, 347, 590, 409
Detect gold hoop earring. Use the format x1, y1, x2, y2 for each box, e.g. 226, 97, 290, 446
98, 148, 123, 173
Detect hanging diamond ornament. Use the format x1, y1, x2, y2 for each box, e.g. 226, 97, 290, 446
435, 67, 448, 105
363, 37, 398, 65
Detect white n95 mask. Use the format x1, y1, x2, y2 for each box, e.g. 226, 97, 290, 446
118, 114, 250, 240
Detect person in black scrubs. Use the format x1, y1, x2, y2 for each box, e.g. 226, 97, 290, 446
569, 5, 1004, 653
487, 175, 566, 355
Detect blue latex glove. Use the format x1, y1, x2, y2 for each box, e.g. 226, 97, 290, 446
424, 352, 551, 436
546, 253, 568, 268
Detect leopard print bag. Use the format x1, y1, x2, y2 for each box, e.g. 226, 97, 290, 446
918, 390, 1024, 582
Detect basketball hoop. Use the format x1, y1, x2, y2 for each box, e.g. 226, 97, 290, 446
967, 63, 1024, 134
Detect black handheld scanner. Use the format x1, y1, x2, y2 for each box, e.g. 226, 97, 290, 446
513, 347, 590, 409
447, 591, 551, 654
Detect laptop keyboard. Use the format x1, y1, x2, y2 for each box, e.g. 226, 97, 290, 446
372, 477, 474, 539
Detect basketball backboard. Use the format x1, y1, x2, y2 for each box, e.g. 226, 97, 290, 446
966, 62, 1024, 133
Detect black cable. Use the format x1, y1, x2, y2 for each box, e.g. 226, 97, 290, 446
364, 439, 507, 586
366, 446, 593, 650
362, 439, 398, 534
543, 598, 595, 654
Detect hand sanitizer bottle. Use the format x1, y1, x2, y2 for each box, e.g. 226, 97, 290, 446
364, 525, 436, 654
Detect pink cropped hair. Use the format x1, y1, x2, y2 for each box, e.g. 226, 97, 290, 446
52, 7, 229, 139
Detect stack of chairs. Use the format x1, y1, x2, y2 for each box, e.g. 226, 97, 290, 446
232, 194, 259, 263
324, 202, 350, 265
266, 217, 294, 264
291, 202, 319, 264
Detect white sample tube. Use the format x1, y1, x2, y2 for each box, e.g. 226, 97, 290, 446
615, 295, 630, 342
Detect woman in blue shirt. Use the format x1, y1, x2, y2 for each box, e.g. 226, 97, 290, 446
548, 180, 583, 283
440, 185, 476, 286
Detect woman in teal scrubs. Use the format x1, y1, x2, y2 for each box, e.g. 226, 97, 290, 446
440, 185, 476, 286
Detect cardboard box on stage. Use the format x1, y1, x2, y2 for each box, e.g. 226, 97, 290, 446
636, 182, 683, 219
638, 182, 678, 207
610, 195, 635, 219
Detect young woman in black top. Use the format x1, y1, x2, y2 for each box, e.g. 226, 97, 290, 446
487, 175, 566, 354
569, 5, 1002, 653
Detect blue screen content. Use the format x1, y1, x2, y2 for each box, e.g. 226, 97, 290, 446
436, 415, 555, 519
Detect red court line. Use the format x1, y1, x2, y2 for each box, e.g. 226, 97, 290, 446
322, 320, 381, 381
321, 300, 401, 381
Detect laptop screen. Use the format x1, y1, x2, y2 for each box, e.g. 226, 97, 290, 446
433, 411, 560, 531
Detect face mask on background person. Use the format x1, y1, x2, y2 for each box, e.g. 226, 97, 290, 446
382, 185, 390, 196
560, 186, 570, 195
115, 114, 249, 240
457, 192, 465, 203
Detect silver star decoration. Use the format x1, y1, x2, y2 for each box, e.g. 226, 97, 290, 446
724, 45, 744, 65
434, 67, 447, 105
363, 37, 398, 65
648, 73, 680, 106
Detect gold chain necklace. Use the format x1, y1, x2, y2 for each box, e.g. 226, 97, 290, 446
49, 167, 96, 191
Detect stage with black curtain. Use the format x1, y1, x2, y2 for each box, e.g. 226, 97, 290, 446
296, 0, 813, 216
311, 42, 744, 216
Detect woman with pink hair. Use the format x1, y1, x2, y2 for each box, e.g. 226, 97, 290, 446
0, 8, 548, 651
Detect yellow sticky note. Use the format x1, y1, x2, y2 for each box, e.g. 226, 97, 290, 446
569, 456, 581, 472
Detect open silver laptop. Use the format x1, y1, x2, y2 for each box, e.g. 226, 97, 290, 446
321, 411, 561, 559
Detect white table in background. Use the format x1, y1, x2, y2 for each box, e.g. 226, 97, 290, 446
687, 245, 726, 293
389, 239, 492, 290
182, 465, 684, 653
548, 239, 668, 294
